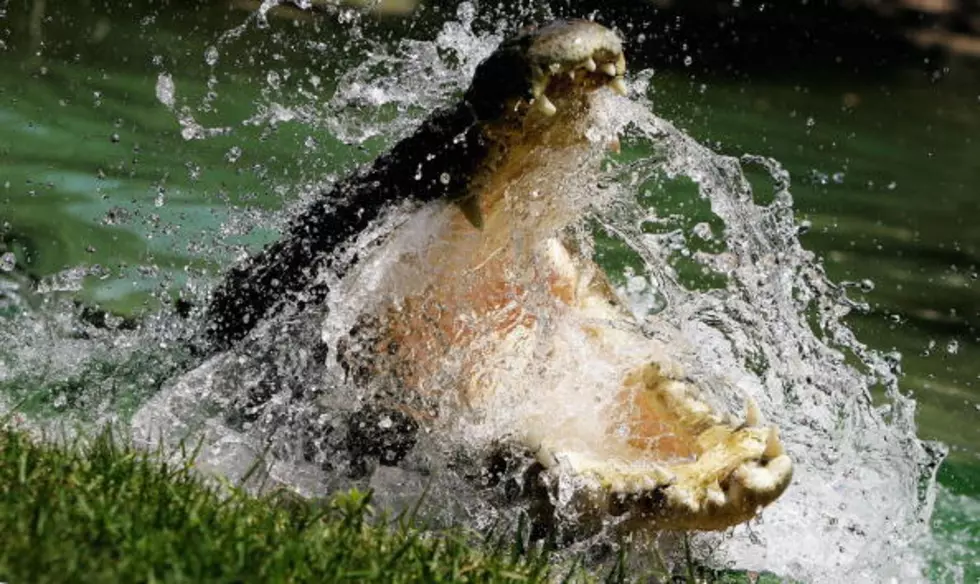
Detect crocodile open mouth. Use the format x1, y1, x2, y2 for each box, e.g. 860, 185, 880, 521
512, 19, 627, 117
473, 21, 626, 124
425, 20, 793, 532
200, 18, 793, 535
530, 361, 793, 531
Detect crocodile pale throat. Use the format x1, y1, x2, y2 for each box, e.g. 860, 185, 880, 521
205, 20, 793, 532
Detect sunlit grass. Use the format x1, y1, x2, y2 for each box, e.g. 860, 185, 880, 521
0, 422, 787, 583
0, 424, 559, 583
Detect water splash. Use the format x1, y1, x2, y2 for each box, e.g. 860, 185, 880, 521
324, 2, 501, 144
590, 85, 943, 580
0, 4, 948, 582
136, 55, 940, 584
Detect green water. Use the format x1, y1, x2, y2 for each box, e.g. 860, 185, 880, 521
1, 1, 977, 580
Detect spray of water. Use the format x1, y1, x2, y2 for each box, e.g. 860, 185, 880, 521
0, 3, 946, 582
591, 86, 942, 579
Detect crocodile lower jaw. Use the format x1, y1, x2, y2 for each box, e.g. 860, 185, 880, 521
526, 365, 793, 532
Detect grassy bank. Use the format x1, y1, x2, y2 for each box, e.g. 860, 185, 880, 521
0, 423, 787, 583
0, 425, 557, 583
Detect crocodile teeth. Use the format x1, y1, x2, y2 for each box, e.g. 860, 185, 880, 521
745, 396, 763, 427
535, 95, 557, 116
609, 77, 628, 96
669, 486, 701, 512
764, 426, 785, 459
705, 481, 726, 507
583, 57, 597, 72
734, 456, 793, 495
600, 62, 617, 77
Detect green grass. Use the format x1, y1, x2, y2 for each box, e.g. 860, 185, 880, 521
0, 422, 792, 583
0, 424, 559, 583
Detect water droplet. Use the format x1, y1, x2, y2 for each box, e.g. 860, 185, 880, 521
155, 73, 176, 109
439, 172, 451, 185
859, 279, 874, 292
832, 172, 845, 184
267, 71, 281, 90
683, 55, 693, 67
204, 45, 219, 66
626, 275, 647, 294
225, 146, 242, 163
692, 222, 714, 240
110, 133, 120, 143
0, 252, 16, 272
946, 340, 959, 355
806, 117, 816, 127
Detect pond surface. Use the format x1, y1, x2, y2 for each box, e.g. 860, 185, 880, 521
1, 1, 977, 581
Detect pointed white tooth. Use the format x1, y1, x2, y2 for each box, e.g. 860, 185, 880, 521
616, 52, 626, 75
764, 426, 785, 459
535, 95, 557, 116
705, 481, 726, 507
667, 486, 701, 512
662, 380, 688, 401
736, 461, 782, 494
532, 439, 559, 468
745, 396, 763, 427
766, 455, 794, 492
600, 62, 617, 77
583, 57, 597, 72
609, 77, 628, 96
568, 70, 577, 81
